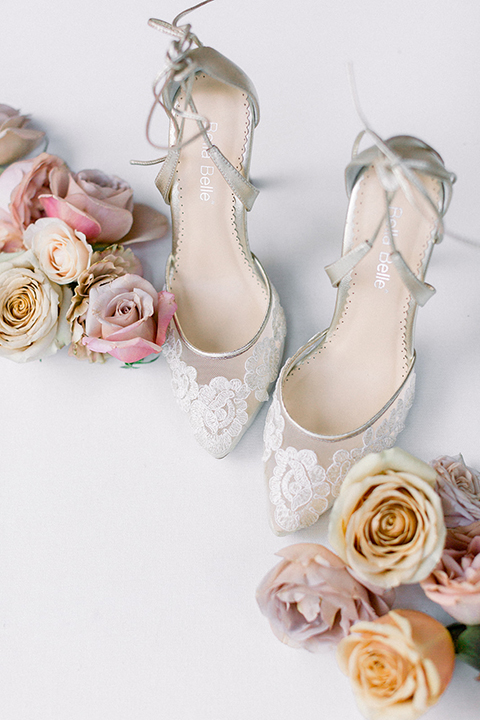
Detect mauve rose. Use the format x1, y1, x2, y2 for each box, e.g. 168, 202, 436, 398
0, 104, 45, 166
67, 245, 143, 361
256, 544, 394, 651
431, 454, 480, 527
337, 609, 455, 720
329, 448, 446, 589
421, 527, 480, 625
40, 168, 134, 243
81, 273, 176, 363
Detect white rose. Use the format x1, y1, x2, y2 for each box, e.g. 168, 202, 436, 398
328, 448, 446, 588
0, 249, 71, 361
23, 217, 92, 284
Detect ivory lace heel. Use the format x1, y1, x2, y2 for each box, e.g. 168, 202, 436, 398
263, 130, 455, 534
143, 3, 286, 458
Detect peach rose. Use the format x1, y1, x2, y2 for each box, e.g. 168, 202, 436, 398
337, 609, 455, 720
432, 454, 480, 527
421, 529, 480, 625
40, 168, 134, 243
329, 448, 446, 588
0, 104, 45, 166
24, 217, 92, 284
81, 273, 176, 363
0, 249, 71, 361
256, 544, 394, 651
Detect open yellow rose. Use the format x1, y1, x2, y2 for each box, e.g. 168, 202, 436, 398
328, 448, 445, 588
337, 609, 455, 720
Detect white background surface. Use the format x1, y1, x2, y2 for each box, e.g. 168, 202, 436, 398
1, 1, 480, 718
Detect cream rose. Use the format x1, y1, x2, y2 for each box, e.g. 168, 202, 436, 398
0, 249, 71, 361
328, 448, 446, 588
337, 609, 455, 720
23, 217, 92, 284
256, 544, 394, 650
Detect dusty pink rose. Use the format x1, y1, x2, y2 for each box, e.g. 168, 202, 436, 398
421, 526, 480, 625
432, 454, 480, 527
0, 104, 45, 166
40, 168, 134, 243
7, 153, 67, 230
81, 273, 176, 362
256, 544, 394, 651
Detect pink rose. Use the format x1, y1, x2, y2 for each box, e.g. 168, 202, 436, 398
431, 454, 480, 527
40, 168, 134, 243
81, 273, 176, 363
7, 153, 67, 230
421, 527, 480, 625
256, 543, 394, 651
0, 104, 45, 166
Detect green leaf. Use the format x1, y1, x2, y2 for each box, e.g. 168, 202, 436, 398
448, 623, 480, 672
121, 355, 160, 370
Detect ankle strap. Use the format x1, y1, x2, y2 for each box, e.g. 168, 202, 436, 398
141, 4, 260, 210
325, 133, 456, 306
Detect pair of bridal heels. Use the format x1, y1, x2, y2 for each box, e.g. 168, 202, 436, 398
144, 4, 456, 531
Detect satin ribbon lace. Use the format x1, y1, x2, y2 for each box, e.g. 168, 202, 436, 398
325, 68, 457, 307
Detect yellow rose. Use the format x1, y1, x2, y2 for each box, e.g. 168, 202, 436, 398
328, 448, 445, 588
337, 609, 455, 720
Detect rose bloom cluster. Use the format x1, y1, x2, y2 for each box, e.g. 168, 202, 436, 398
257, 448, 480, 720
0, 104, 174, 363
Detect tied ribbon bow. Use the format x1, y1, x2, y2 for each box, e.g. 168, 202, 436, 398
131, 0, 259, 212
132, 0, 213, 163
325, 69, 456, 306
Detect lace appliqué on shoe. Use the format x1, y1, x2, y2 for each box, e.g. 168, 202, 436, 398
189, 376, 250, 457
244, 337, 280, 402
267, 373, 416, 532
269, 447, 331, 533
163, 330, 199, 411
262, 393, 284, 462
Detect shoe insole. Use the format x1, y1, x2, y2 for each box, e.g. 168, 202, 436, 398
283, 169, 440, 436
168, 74, 269, 353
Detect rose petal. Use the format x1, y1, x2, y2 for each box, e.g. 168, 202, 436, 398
82, 334, 162, 363
156, 291, 177, 346
120, 203, 169, 245
0, 127, 46, 166
39, 194, 101, 239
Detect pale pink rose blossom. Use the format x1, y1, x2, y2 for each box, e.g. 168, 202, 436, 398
40, 168, 134, 243
0, 104, 45, 166
256, 543, 394, 651
421, 527, 480, 625
431, 454, 480, 527
81, 273, 176, 362
8, 153, 67, 230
